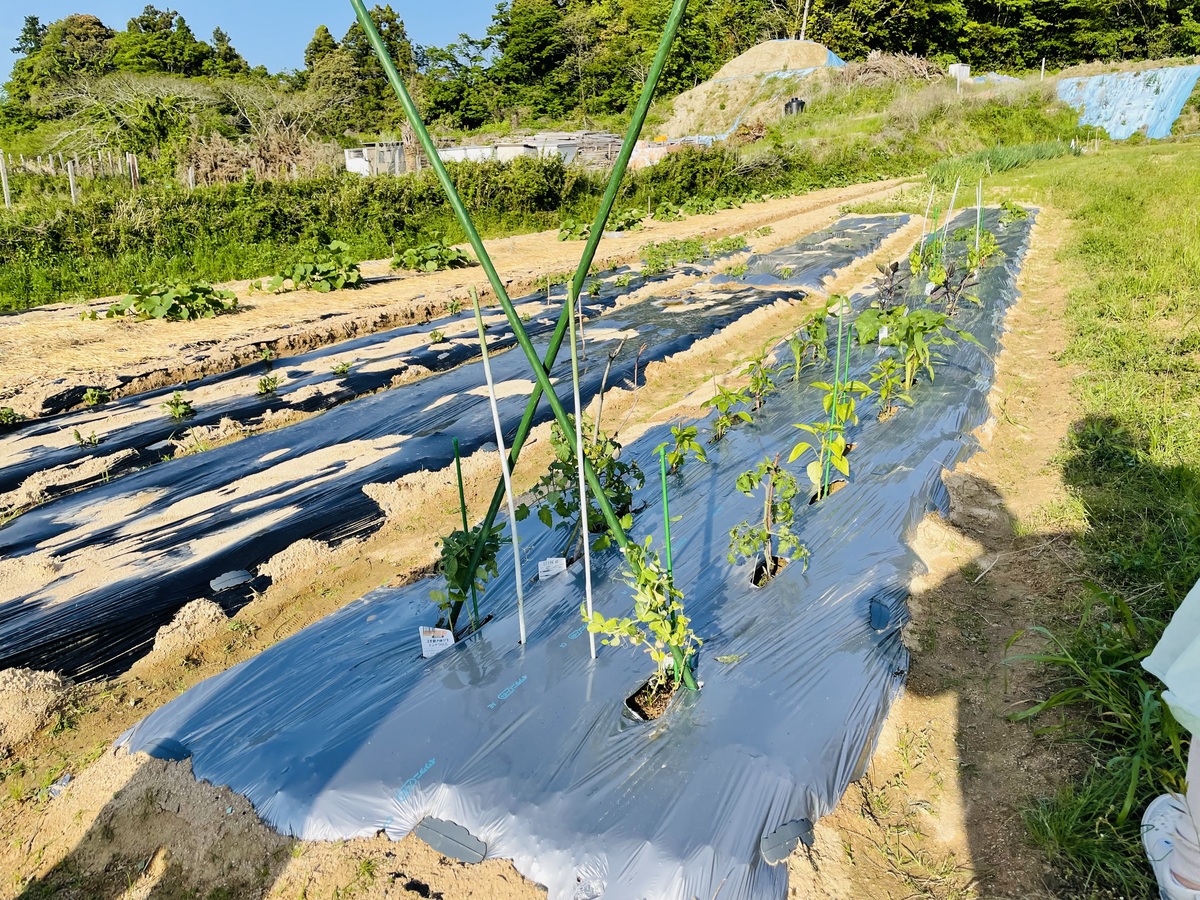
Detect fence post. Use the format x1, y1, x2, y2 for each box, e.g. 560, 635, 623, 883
0, 153, 11, 210
188, 166, 196, 190
67, 159, 78, 205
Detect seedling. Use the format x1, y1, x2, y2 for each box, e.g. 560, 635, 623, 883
81, 387, 110, 406
429, 329, 445, 344
161, 392, 194, 420
516, 415, 644, 558
331, 361, 353, 376
584, 536, 700, 710
868, 357, 912, 420
909, 233, 946, 276
393, 232, 474, 272
727, 454, 809, 584
652, 201, 683, 222
777, 266, 794, 279
790, 418, 849, 500
722, 262, 748, 277
966, 230, 1000, 272
257, 375, 281, 396
107, 282, 238, 321
655, 425, 707, 474
259, 347, 274, 366
430, 521, 507, 621
701, 382, 753, 442
587, 280, 602, 297
779, 308, 831, 382
614, 273, 633, 289
0, 407, 24, 429
742, 348, 777, 411
447, 297, 463, 315
873, 261, 909, 311
72, 429, 99, 448
927, 262, 980, 315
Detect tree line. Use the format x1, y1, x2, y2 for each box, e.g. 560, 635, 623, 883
3, 1, 1199, 145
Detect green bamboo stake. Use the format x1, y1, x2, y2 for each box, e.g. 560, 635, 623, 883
452, 438, 480, 629
659, 447, 673, 577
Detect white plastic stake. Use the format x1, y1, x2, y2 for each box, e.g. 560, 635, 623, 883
0, 153, 10, 210
470, 289, 527, 645
567, 283, 596, 660
941, 176, 961, 261
975, 179, 983, 254
1041, 57, 1046, 81
67, 160, 78, 205
919, 184, 935, 249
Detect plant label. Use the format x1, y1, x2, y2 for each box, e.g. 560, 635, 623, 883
878, 326, 889, 341
420, 626, 455, 658
538, 557, 568, 580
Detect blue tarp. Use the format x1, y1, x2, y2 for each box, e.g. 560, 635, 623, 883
1058, 65, 1200, 139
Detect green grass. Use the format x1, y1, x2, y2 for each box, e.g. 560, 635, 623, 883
992, 141, 1200, 897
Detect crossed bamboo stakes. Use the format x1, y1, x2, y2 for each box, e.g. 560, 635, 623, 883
349, 0, 698, 690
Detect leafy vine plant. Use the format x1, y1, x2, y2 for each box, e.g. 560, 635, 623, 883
789, 376, 871, 499
584, 536, 700, 698
727, 454, 810, 584
515, 414, 643, 559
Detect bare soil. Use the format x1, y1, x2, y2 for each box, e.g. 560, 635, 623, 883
0, 194, 1083, 900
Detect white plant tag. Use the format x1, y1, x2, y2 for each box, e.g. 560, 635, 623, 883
878, 325, 889, 341
538, 557, 568, 580
419, 626, 455, 659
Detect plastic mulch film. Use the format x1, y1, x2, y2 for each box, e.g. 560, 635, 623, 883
119, 209, 1033, 899
1057, 65, 1200, 140
709, 213, 909, 289
0, 216, 908, 678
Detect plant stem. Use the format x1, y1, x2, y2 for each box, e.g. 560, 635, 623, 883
763, 461, 775, 579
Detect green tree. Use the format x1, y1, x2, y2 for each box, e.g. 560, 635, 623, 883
11, 15, 47, 56
304, 24, 339, 70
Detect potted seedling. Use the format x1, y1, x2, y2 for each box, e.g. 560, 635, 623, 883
728, 454, 809, 585
584, 536, 700, 719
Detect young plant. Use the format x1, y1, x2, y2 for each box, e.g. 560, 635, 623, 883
81, 387, 110, 406
868, 357, 913, 420
909, 233, 945, 276
655, 425, 707, 474
856, 307, 980, 390
161, 391, 194, 420
790, 418, 849, 500
331, 360, 353, 376
652, 200, 683, 222
587, 280, 602, 297
701, 383, 753, 442
583, 536, 699, 696
777, 265, 794, 279
966, 229, 1000, 272
872, 261, 910, 311
999, 199, 1028, 226
107, 283, 238, 321
430, 521, 507, 624
393, 232, 474, 272
614, 273, 633, 289
515, 415, 644, 558
447, 297, 464, 315
608, 208, 645, 232
722, 262, 749, 277
72, 429, 99, 448
0, 407, 24, 429
255, 241, 364, 293
742, 348, 777, 411
927, 262, 980, 315
727, 455, 809, 583
257, 375, 281, 396
429, 329, 446, 344
779, 308, 831, 382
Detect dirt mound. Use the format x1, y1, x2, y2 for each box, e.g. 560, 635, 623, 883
258, 538, 337, 582
0, 668, 72, 753
659, 41, 837, 140
711, 40, 834, 80
148, 599, 228, 660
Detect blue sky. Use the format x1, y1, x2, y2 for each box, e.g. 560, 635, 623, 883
1, 1, 498, 86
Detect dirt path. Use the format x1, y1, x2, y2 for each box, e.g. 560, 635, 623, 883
786, 208, 1086, 899
0, 178, 906, 417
